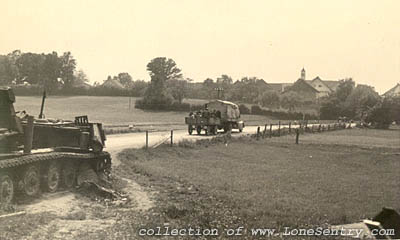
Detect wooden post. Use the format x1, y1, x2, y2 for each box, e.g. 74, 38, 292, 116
170, 130, 173, 146
257, 126, 260, 140
145, 130, 148, 149
263, 124, 267, 138
269, 124, 273, 138
289, 122, 291, 134
295, 128, 299, 144
328, 124, 330, 131
278, 121, 281, 136
24, 115, 34, 154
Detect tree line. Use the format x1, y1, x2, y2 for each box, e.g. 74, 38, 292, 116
0, 50, 78, 91
1, 51, 398, 127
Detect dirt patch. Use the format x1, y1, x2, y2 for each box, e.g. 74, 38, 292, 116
121, 177, 153, 211
23, 191, 79, 216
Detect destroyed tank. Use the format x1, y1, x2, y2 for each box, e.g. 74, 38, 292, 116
0, 88, 111, 204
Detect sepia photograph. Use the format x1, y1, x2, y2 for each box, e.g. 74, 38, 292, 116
0, 0, 399, 239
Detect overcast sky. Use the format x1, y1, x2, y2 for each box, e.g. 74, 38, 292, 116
1, 0, 399, 93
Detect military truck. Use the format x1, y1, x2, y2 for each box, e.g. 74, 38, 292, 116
0, 88, 111, 204
185, 100, 244, 135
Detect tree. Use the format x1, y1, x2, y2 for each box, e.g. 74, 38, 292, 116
140, 57, 182, 109
60, 52, 76, 88
74, 69, 88, 84
203, 78, 214, 86
280, 91, 304, 112
319, 96, 342, 120
335, 78, 355, 102
217, 74, 233, 85
146, 57, 182, 89
0, 56, 15, 85
16, 53, 45, 85
167, 78, 188, 103
344, 84, 380, 119
259, 90, 280, 109
229, 77, 269, 103
42, 52, 62, 91
366, 96, 400, 129
118, 72, 133, 88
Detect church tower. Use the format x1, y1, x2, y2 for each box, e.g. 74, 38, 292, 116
301, 68, 306, 80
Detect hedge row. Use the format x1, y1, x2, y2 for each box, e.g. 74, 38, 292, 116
135, 99, 203, 112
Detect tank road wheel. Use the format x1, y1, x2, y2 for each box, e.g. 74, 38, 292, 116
62, 162, 77, 188
23, 165, 41, 197
196, 126, 202, 135
45, 162, 61, 193
188, 125, 193, 135
0, 174, 14, 204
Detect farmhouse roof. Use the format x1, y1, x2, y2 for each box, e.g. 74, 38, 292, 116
268, 83, 293, 92
383, 83, 400, 97
102, 78, 125, 89
285, 79, 319, 93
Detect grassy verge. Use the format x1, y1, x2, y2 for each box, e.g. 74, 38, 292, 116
117, 129, 399, 239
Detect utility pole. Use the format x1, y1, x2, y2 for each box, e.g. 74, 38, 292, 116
214, 87, 224, 99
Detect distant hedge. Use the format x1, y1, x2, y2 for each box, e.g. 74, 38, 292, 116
11, 85, 141, 97
251, 105, 318, 120
135, 99, 203, 112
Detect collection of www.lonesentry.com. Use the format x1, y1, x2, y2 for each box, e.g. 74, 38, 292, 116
138, 226, 395, 238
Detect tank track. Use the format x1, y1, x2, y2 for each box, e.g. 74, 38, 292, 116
0, 151, 111, 170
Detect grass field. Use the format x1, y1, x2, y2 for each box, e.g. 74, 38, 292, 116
14, 96, 272, 126
117, 128, 400, 239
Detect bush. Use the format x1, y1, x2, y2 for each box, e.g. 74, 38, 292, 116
251, 105, 263, 115
366, 96, 400, 129
239, 104, 250, 114
250, 104, 317, 120
135, 98, 204, 112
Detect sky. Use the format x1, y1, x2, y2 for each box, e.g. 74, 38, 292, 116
1, 0, 399, 94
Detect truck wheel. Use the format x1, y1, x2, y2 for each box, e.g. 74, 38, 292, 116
224, 123, 232, 133
188, 125, 193, 135
206, 126, 212, 136
212, 126, 217, 135
196, 126, 202, 135
0, 173, 14, 204
45, 162, 61, 193
23, 165, 41, 197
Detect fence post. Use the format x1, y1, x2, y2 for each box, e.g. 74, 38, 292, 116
278, 121, 281, 136
295, 128, 299, 144
289, 122, 291, 134
170, 130, 174, 146
146, 130, 148, 149
257, 126, 260, 140
269, 124, 273, 138
263, 124, 267, 138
